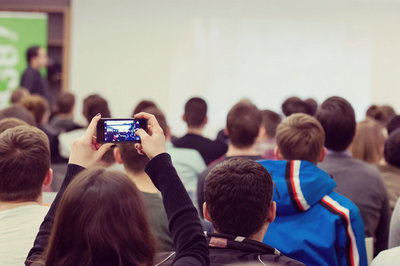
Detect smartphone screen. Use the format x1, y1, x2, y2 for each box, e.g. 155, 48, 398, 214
97, 118, 147, 143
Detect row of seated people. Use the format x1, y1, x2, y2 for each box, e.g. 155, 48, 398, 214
1, 93, 400, 265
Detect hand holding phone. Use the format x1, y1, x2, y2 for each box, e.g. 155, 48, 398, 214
96, 118, 148, 143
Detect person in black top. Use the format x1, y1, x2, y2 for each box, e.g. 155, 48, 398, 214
173, 97, 227, 165
20, 46, 50, 103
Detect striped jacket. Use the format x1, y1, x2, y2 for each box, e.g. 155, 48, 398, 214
258, 159, 367, 266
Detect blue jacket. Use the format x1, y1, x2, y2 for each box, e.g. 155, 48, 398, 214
258, 159, 367, 266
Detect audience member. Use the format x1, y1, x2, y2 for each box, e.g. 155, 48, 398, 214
389, 198, 400, 248
366, 104, 396, 126
387, 115, 400, 135
50, 91, 82, 132
0, 117, 28, 133
305, 97, 318, 115
113, 142, 174, 252
143, 106, 206, 204
0, 126, 52, 265
254, 109, 281, 159
173, 97, 227, 165
197, 101, 264, 215
281, 96, 314, 116
20, 46, 50, 103
10, 87, 30, 105
316, 96, 390, 255
259, 113, 366, 266
351, 118, 386, 165
370, 246, 400, 266
0, 105, 36, 126
26, 113, 209, 265
377, 129, 400, 210
132, 99, 158, 116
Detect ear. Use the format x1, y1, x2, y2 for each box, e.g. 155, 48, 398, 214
318, 147, 327, 162
182, 114, 186, 122
203, 202, 212, 222
202, 116, 208, 127
113, 147, 123, 164
256, 126, 266, 142
267, 201, 276, 223
223, 127, 229, 137
274, 147, 283, 160
42, 168, 53, 187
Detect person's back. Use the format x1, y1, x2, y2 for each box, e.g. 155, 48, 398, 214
316, 96, 390, 255
260, 113, 367, 266
0, 125, 52, 265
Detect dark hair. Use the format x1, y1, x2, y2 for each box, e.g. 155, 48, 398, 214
226, 102, 262, 148
83, 94, 111, 123
55, 92, 75, 114
0, 118, 29, 133
366, 104, 396, 126
44, 168, 155, 266
281, 97, 314, 116
0, 125, 49, 201
0, 105, 36, 126
205, 158, 273, 237
184, 97, 207, 127
384, 129, 400, 168
261, 109, 282, 138
132, 100, 157, 116
142, 107, 168, 136
26, 46, 40, 64
305, 98, 318, 116
316, 96, 356, 151
387, 115, 400, 135
117, 143, 149, 173
20, 95, 49, 125
10, 87, 29, 104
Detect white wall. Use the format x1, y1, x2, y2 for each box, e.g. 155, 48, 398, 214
70, 0, 400, 137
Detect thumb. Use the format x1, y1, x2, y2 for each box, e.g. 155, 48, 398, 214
135, 128, 149, 139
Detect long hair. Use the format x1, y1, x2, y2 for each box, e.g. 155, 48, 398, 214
44, 168, 156, 266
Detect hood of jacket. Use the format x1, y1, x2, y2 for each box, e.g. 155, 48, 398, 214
257, 159, 336, 216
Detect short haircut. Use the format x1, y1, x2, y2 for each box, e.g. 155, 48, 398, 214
20, 95, 49, 125
117, 143, 149, 174
82, 94, 111, 123
0, 125, 50, 201
366, 104, 396, 126
0, 118, 29, 133
261, 109, 282, 138
26, 46, 40, 64
204, 158, 273, 237
55, 92, 75, 114
316, 96, 356, 151
387, 115, 400, 135
142, 106, 168, 136
305, 98, 318, 116
281, 96, 314, 116
184, 97, 207, 127
226, 102, 262, 148
0, 105, 36, 126
132, 100, 157, 116
276, 113, 325, 164
351, 119, 386, 164
384, 129, 400, 168
10, 87, 29, 104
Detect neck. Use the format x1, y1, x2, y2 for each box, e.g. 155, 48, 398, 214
57, 113, 73, 119
213, 228, 266, 242
225, 144, 259, 157
30, 62, 40, 70
126, 171, 158, 193
187, 127, 203, 135
0, 198, 41, 212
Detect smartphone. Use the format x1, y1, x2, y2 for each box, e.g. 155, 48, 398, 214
96, 118, 147, 143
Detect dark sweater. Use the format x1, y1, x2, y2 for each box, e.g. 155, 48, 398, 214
20, 66, 50, 102
26, 153, 209, 265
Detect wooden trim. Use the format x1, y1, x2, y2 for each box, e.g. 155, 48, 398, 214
0, 5, 68, 13
62, 7, 70, 91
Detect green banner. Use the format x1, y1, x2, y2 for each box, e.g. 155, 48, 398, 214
0, 11, 47, 107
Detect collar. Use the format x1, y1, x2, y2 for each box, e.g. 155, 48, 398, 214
326, 149, 352, 157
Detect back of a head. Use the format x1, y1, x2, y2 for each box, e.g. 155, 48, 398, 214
20, 94, 49, 125
366, 104, 396, 126
55, 92, 75, 114
0, 118, 29, 133
276, 113, 325, 164
387, 115, 400, 135
83, 94, 111, 123
184, 97, 207, 128
316, 96, 356, 152
117, 143, 150, 174
261, 109, 282, 138
351, 119, 386, 164
281, 96, 314, 116
132, 100, 157, 116
204, 158, 273, 237
384, 129, 400, 168
142, 106, 168, 136
10, 87, 30, 104
226, 102, 262, 148
0, 105, 36, 126
26, 46, 40, 64
0, 125, 49, 202
45, 168, 155, 266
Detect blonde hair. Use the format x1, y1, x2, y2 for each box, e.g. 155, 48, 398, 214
276, 113, 325, 164
351, 118, 386, 164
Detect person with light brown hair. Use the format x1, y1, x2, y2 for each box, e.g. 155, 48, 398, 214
0, 117, 29, 133
258, 113, 367, 266
0, 125, 52, 265
351, 118, 387, 165
50, 91, 82, 132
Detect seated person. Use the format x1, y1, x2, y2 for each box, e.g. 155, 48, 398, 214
26, 113, 209, 265
254, 109, 282, 159
0, 125, 52, 265
259, 113, 367, 266
0, 105, 36, 126
173, 97, 227, 165
50, 91, 82, 132
10, 87, 30, 105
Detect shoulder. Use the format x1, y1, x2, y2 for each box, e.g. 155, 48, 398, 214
371, 247, 400, 266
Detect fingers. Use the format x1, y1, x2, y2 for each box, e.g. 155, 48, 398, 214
134, 112, 161, 132
85, 113, 101, 140
135, 128, 148, 139
96, 143, 113, 159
